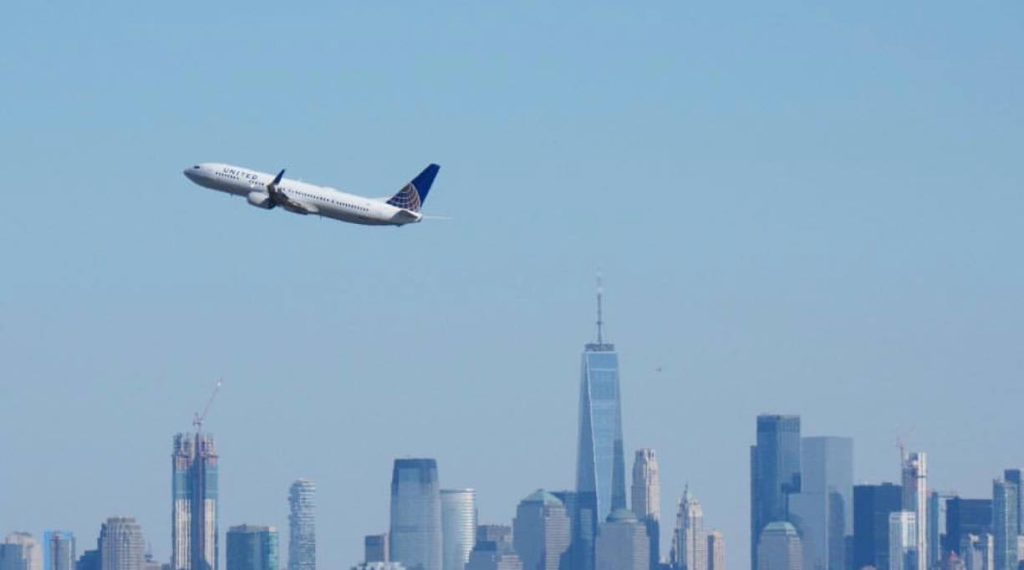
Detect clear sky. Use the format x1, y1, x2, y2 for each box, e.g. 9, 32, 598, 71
1, 2, 1022, 569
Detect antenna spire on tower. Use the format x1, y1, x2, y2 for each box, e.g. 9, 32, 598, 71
596, 273, 604, 345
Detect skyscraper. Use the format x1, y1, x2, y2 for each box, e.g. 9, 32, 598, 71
513, 490, 571, 570
853, 483, 904, 570
173, 433, 219, 570
889, 512, 918, 570
442, 489, 477, 570
751, 415, 802, 570
390, 459, 442, 570
632, 449, 661, 570
790, 437, 853, 570
3, 534, 41, 570
75, 551, 100, 570
757, 523, 802, 570
575, 284, 626, 570
959, 535, 993, 570
707, 532, 726, 570
474, 528, 513, 555
596, 510, 649, 570
99, 518, 145, 570
945, 499, 993, 557
673, 488, 707, 570
465, 543, 521, 570
226, 525, 278, 570
1003, 470, 1021, 537
901, 453, 928, 570
993, 479, 1019, 570
43, 533, 75, 570
289, 480, 316, 570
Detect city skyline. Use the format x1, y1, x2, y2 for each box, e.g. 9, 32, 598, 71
2, 5, 1023, 570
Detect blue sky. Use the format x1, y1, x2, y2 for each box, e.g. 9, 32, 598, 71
1, 2, 1022, 569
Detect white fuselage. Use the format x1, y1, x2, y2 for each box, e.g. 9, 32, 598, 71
183, 163, 421, 226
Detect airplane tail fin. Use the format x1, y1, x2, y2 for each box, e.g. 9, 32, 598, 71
386, 164, 439, 213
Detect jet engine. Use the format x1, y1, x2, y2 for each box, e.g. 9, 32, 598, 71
247, 191, 275, 209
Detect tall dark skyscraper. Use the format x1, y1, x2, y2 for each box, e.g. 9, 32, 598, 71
289, 480, 316, 570
944, 498, 992, 557
390, 458, 443, 570
574, 283, 626, 570
226, 526, 278, 570
750, 415, 802, 570
852, 483, 902, 570
173, 433, 219, 570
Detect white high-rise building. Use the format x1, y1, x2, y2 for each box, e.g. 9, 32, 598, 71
756, 523, 802, 570
441, 489, 477, 570
289, 480, 316, 570
632, 449, 661, 570
901, 453, 927, 570
99, 518, 146, 570
673, 488, 707, 570
889, 512, 918, 570
3, 533, 42, 570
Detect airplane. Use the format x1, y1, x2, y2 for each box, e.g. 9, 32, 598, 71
183, 162, 440, 226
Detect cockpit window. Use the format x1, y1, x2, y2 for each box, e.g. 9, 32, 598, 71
192, 165, 200, 169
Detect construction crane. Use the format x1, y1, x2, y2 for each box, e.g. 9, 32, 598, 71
193, 378, 223, 434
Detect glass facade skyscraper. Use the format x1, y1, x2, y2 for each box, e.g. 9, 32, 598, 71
789, 437, 853, 570
42, 532, 74, 570
173, 433, 219, 570
226, 525, 278, 570
441, 489, 477, 570
945, 498, 992, 556
751, 415, 802, 570
853, 484, 903, 570
289, 480, 316, 570
390, 459, 442, 570
900, 453, 927, 570
993, 478, 1019, 570
574, 286, 626, 570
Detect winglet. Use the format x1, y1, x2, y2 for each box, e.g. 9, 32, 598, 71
270, 169, 286, 187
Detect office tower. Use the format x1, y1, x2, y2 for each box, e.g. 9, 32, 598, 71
946, 500, 993, 557
632, 450, 661, 570
43, 532, 75, 570
442, 489, 478, 570
928, 493, 944, 570
3, 535, 41, 570
853, 484, 904, 570
75, 551, 100, 570
993, 479, 1019, 570
575, 284, 627, 570
757, 523, 802, 570
99, 518, 145, 570
960, 535, 994, 570
390, 458, 442, 570
890, 512, 918, 570
226, 526, 278, 570
673, 488, 707, 570
901, 453, 928, 570
751, 415, 802, 570
707, 532, 726, 570
289, 480, 316, 570
1004, 471, 1021, 537
173, 433, 219, 570
366, 536, 390, 564
790, 437, 853, 570
596, 510, 649, 570
474, 528, 512, 555
513, 490, 571, 570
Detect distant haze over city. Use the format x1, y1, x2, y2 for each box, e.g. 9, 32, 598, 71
1, 3, 1021, 570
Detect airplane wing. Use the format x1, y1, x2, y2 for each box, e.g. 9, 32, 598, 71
266, 169, 318, 215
